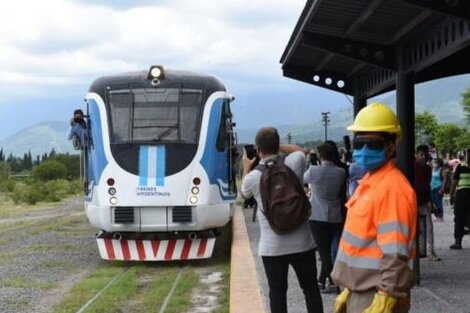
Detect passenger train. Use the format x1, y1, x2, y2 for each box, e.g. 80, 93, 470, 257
81, 65, 238, 261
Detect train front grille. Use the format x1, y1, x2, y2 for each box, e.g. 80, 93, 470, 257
114, 207, 135, 224
172, 206, 192, 223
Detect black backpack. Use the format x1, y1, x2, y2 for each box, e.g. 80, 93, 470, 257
256, 156, 311, 234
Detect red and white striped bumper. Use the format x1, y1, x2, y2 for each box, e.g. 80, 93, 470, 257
96, 237, 215, 261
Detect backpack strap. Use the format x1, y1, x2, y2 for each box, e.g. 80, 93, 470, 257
255, 154, 286, 172
254, 164, 266, 173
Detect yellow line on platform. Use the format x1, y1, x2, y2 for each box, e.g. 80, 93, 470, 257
230, 206, 266, 313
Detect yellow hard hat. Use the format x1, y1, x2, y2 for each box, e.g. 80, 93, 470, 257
347, 102, 401, 136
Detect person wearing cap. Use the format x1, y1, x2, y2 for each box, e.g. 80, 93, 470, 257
331, 103, 417, 313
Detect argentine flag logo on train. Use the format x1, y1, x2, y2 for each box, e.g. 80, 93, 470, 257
139, 145, 166, 186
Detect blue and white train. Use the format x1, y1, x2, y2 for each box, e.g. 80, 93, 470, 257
81, 65, 238, 261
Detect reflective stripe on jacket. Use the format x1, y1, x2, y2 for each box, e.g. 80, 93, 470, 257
331, 160, 417, 298
456, 163, 470, 190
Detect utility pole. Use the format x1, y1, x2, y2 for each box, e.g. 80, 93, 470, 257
321, 112, 330, 141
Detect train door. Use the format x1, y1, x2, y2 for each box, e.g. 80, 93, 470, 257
216, 98, 238, 195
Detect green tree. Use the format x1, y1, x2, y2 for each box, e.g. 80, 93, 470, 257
434, 123, 465, 156
0, 163, 11, 180
415, 111, 438, 144
455, 129, 470, 151
33, 160, 67, 181
462, 85, 470, 124
49, 154, 80, 179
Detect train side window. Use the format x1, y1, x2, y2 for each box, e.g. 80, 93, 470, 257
216, 101, 228, 151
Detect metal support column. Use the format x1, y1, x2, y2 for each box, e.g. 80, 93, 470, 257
353, 79, 367, 117
396, 47, 419, 284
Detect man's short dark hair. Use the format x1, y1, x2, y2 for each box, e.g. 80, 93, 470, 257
255, 127, 279, 155
416, 144, 429, 154
74, 109, 84, 116
317, 143, 335, 161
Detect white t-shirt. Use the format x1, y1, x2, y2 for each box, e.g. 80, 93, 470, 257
241, 151, 315, 256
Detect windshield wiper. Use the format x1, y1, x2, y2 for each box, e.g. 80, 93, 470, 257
153, 125, 178, 142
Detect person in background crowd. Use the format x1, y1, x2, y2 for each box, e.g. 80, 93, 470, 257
449, 153, 470, 250
415, 144, 441, 261
332, 102, 417, 313
241, 127, 323, 313
430, 158, 446, 222
428, 142, 438, 160
348, 161, 367, 197
324, 141, 349, 268
304, 143, 346, 294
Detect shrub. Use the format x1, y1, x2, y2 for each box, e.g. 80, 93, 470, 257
67, 179, 83, 195
10, 183, 43, 205
0, 180, 16, 193
42, 180, 70, 202
33, 160, 67, 181
22, 186, 42, 205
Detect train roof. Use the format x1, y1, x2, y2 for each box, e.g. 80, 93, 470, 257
89, 68, 227, 98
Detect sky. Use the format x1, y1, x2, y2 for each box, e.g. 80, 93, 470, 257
0, 0, 352, 139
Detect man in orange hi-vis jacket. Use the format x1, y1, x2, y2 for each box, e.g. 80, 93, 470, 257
331, 102, 417, 313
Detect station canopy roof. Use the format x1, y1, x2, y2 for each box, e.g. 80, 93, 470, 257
280, 0, 470, 98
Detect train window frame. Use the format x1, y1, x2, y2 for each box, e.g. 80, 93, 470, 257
216, 99, 230, 152
107, 86, 204, 145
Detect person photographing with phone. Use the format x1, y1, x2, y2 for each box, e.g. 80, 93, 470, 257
243, 145, 259, 215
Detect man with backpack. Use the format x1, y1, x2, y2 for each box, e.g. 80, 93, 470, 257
241, 127, 323, 313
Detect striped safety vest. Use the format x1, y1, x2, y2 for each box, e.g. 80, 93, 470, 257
331, 160, 417, 298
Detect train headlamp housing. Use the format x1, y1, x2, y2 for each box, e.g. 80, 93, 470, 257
148, 65, 165, 80
189, 196, 198, 204
110, 197, 118, 205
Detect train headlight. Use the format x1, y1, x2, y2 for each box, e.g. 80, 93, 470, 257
110, 197, 118, 205
189, 196, 198, 204
191, 187, 199, 195
148, 65, 165, 80
108, 188, 116, 195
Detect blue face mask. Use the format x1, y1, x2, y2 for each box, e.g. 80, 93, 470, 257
353, 146, 387, 171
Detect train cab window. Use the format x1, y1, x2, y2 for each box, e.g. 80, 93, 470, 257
109, 88, 203, 144
216, 100, 229, 151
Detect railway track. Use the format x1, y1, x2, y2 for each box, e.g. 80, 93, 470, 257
0, 197, 231, 313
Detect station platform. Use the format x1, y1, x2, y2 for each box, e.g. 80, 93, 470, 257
234, 203, 470, 313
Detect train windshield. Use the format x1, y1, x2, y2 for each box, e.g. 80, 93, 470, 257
108, 87, 203, 144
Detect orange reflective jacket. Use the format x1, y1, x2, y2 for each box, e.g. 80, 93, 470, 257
331, 160, 417, 298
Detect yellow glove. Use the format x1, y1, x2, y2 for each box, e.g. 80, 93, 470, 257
334, 288, 351, 313
363, 293, 397, 313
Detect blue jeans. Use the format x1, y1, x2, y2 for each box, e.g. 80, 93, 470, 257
431, 187, 444, 218
262, 249, 323, 313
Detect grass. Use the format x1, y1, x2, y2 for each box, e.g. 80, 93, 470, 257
0, 193, 74, 219
51, 223, 233, 313
2, 276, 56, 290
51, 264, 198, 313
52, 264, 128, 313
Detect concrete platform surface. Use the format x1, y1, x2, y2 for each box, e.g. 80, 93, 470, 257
243, 203, 470, 313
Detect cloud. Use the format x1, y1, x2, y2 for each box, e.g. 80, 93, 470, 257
0, 0, 304, 92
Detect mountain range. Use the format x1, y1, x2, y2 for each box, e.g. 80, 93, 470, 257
1, 74, 468, 157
